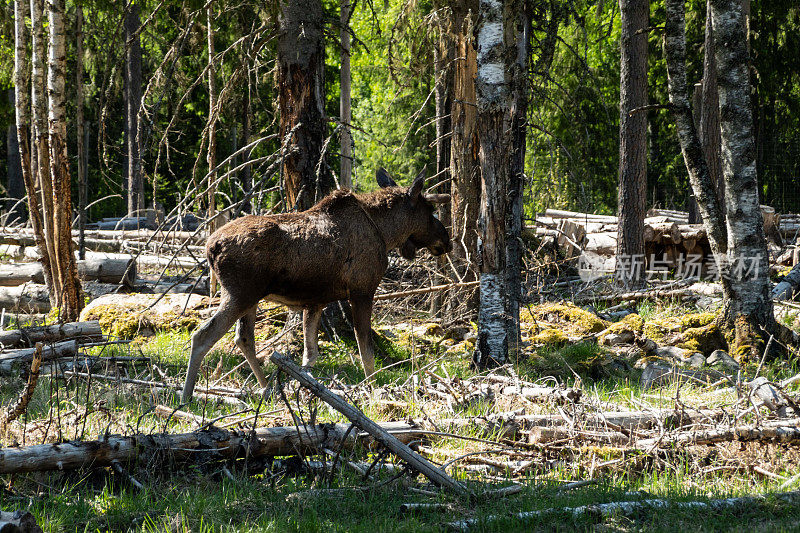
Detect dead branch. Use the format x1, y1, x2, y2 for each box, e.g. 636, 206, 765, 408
270, 351, 469, 496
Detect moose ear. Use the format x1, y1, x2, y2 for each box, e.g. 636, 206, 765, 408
376, 167, 397, 188
408, 167, 426, 203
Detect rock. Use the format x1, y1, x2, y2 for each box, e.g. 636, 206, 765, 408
707, 350, 739, 371
443, 326, 471, 342
600, 330, 634, 347
638, 338, 657, 354
652, 345, 690, 361
685, 352, 705, 369
641, 362, 673, 388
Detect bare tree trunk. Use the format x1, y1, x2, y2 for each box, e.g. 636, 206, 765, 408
240, 71, 252, 213
207, 4, 219, 295
5, 90, 25, 224
125, 2, 145, 216
339, 0, 353, 190
473, 0, 528, 368
709, 0, 780, 357
615, 0, 649, 288
664, 0, 728, 260
699, 2, 724, 216
431, 4, 454, 317
125, 1, 144, 216
278, 0, 333, 211
76, 2, 86, 259
665, 0, 794, 356
47, 0, 82, 320
449, 2, 480, 308
29, 0, 57, 305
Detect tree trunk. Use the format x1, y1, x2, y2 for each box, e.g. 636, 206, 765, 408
125, 1, 144, 216
473, 0, 528, 368
278, 0, 333, 211
339, 0, 353, 190
29, 0, 57, 305
699, 0, 725, 217
47, 0, 83, 320
239, 25, 253, 214
615, 0, 649, 288
449, 2, 480, 308
431, 5, 454, 316
709, 0, 780, 358
5, 90, 25, 224
665, 0, 795, 357
207, 5, 219, 295
76, 3, 86, 259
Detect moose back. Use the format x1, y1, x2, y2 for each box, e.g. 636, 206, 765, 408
181, 168, 451, 401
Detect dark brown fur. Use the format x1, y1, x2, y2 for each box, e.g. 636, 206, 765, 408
181, 172, 451, 401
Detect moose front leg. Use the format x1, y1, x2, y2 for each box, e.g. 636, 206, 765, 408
349, 295, 375, 378
302, 305, 324, 367
182, 296, 242, 402
235, 304, 268, 388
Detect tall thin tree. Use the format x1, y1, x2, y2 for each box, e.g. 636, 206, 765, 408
473, 0, 529, 368
278, 0, 333, 211
47, 0, 82, 319
615, 0, 649, 288
125, 0, 144, 216
448, 1, 480, 304
76, 1, 87, 259
340, 0, 353, 189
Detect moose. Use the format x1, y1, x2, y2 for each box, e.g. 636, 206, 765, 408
181, 168, 452, 401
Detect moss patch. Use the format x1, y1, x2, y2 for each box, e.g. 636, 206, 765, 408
82, 303, 205, 340
521, 303, 608, 336
530, 328, 569, 345
598, 313, 645, 344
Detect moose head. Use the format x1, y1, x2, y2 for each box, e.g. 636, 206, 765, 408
376, 167, 452, 260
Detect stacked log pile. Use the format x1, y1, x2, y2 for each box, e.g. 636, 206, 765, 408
532, 206, 795, 273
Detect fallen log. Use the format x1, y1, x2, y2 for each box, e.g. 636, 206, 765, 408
270, 351, 469, 496
0, 284, 51, 313
773, 263, 800, 301
447, 491, 800, 531
0, 340, 78, 373
0, 320, 102, 349
0, 419, 418, 475
635, 420, 800, 449
0, 257, 136, 286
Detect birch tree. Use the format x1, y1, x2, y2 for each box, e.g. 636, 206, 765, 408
473, 0, 529, 368
47, 0, 82, 319
664, 0, 796, 358
615, 0, 648, 288
29, 0, 57, 302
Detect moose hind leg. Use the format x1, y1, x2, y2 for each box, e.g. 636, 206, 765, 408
350, 296, 375, 378
302, 305, 324, 367
182, 298, 242, 402
235, 305, 268, 388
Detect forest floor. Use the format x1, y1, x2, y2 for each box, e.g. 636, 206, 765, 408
3, 287, 800, 531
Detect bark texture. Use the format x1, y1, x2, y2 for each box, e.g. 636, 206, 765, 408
449, 1, 480, 302
76, 4, 86, 258
615, 0, 649, 288
473, 0, 528, 368
29, 0, 56, 303
709, 0, 776, 358
664, 0, 728, 261
339, 0, 353, 189
125, 0, 144, 215
47, 0, 83, 319
278, 0, 334, 211
5, 90, 25, 223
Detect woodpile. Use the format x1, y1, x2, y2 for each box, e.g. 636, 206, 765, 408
532, 206, 791, 273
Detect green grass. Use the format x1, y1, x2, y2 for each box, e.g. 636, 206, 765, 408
4, 300, 800, 531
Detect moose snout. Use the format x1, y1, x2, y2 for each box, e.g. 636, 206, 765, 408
430, 240, 452, 256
